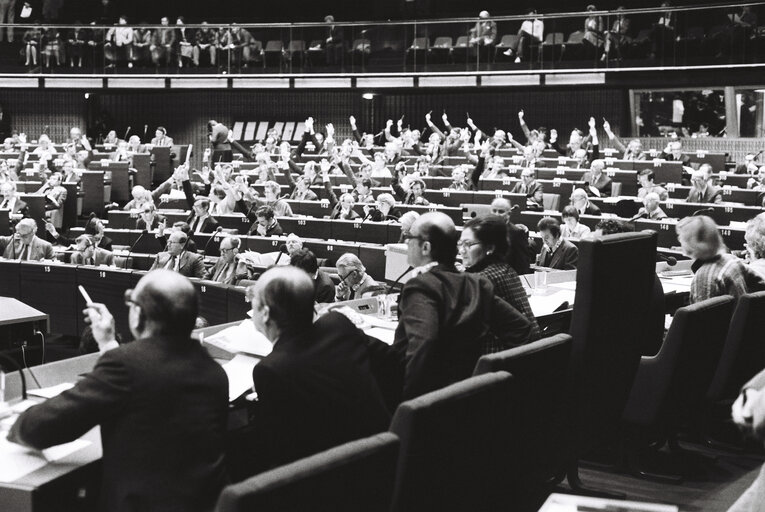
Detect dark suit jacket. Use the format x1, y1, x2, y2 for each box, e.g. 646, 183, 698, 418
150, 251, 206, 278
315, 269, 336, 303
0, 235, 54, 260
392, 264, 531, 400
8, 336, 229, 512
536, 239, 579, 270
186, 214, 220, 234
581, 171, 613, 196
583, 202, 602, 215
507, 221, 533, 275
71, 247, 114, 266
247, 312, 390, 473
686, 185, 723, 204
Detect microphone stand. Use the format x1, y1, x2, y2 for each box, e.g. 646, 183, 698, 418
0, 350, 27, 400
122, 229, 148, 269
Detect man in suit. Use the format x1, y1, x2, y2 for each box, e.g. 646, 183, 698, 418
0, 181, 28, 217
490, 198, 533, 275
71, 234, 114, 266
239, 266, 390, 475
205, 235, 246, 285
249, 205, 283, 237
290, 247, 335, 303
150, 126, 173, 147
391, 212, 531, 401
535, 216, 578, 270
570, 187, 602, 215
186, 195, 219, 234
687, 169, 723, 204
632, 192, 668, 221
511, 168, 544, 210
334, 252, 384, 301
0, 218, 54, 260
149, 230, 205, 278
581, 159, 613, 197
8, 270, 229, 512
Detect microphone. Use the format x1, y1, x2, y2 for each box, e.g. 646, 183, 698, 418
143, 125, 148, 139
273, 243, 288, 265
124, 126, 131, 140
692, 207, 715, 217
386, 265, 413, 293
0, 350, 28, 400
122, 229, 148, 269
629, 211, 648, 222
202, 226, 224, 256
657, 252, 678, 267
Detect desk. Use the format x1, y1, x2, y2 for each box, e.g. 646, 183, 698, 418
192, 279, 230, 326
19, 263, 78, 336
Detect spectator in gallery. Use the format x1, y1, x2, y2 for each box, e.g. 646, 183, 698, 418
323, 15, 344, 65
602, 6, 631, 61
469, 10, 497, 62
150, 16, 176, 67
503, 8, 543, 63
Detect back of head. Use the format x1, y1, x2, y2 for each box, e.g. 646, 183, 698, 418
416, 212, 458, 265
676, 215, 723, 260
134, 270, 198, 339
251, 266, 315, 335
537, 216, 561, 237
464, 215, 509, 259
290, 248, 319, 275
595, 218, 632, 235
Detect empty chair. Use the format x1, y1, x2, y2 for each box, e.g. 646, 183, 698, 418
562, 30, 585, 60
390, 372, 515, 511
622, 296, 735, 477
216, 433, 399, 512
543, 193, 561, 211
405, 37, 429, 65
285, 40, 306, 67
430, 36, 453, 63
263, 40, 284, 68
451, 35, 470, 64
348, 38, 371, 67
540, 32, 565, 63
628, 28, 653, 59
473, 334, 572, 494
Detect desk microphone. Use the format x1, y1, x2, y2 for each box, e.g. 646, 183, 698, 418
202, 226, 224, 256
0, 349, 28, 400
656, 253, 678, 267
123, 230, 148, 269
124, 126, 131, 140
273, 243, 288, 265
629, 211, 648, 222
386, 265, 413, 294
692, 207, 715, 217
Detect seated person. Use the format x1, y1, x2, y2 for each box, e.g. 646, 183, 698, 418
37, 171, 68, 228
511, 168, 544, 210
0, 218, 55, 260
334, 253, 385, 301
398, 210, 420, 243
321, 169, 360, 220
686, 169, 722, 204
155, 221, 198, 253
149, 231, 205, 278
570, 187, 602, 215
745, 213, 765, 280
71, 234, 114, 266
581, 159, 612, 197
234, 266, 390, 476
633, 192, 667, 221
205, 235, 247, 285
48, 214, 114, 252
0, 181, 28, 217
259, 180, 294, 217
136, 203, 164, 230
660, 140, 691, 165
603, 119, 645, 160
735, 153, 759, 175
249, 205, 283, 237
747, 166, 765, 191
448, 165, 473, 191
186, 193, 220, 235
285, 233, 304, 258
560, 205, 591, 238
366, 193, 402, 222
290, 248, 335, 303
391, 165, 429, 205
636, 168, 668, 200
676, 215, 765, 303
535, 216, 578, 270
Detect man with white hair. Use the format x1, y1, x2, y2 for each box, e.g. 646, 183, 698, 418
0, 218, 54, 260
686, 169, 722, 204
570, 187, 602, 215
581, 159, 612, 197
334, 252, 384, 301
511, 168, 544, 209
632, 192, 667, 221
469, 10, 497, 62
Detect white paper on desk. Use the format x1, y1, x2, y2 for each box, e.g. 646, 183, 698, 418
222, 354, 259, 402
0, 434, 90, 483
366, 327, 396, 346
551, 281, 577, 291
528, 290, 575, 317
28, 382, 75, 399
205, 319, 273, 357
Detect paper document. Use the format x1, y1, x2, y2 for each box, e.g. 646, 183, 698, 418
28, 382, 75, 399
528, 290, 575, 317
222, 354, 260, 401
366, 327, 396, 346
205, 320, 273, 357
0, 434, 90, 483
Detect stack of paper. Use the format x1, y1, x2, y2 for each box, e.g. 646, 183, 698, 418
205, 319, 273, 358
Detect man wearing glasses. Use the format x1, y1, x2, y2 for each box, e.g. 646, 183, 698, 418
204, 235, 247, 285
8, 270, 229, 512
490, 197, 533, 275
0, 218, 54, 260
149, 230, 205, 278
334, 253, 385, 302
71, 234, 114, 266
391, 212, 531, 401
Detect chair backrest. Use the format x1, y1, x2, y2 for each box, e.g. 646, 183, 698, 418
544, 32, 565, 45
566, 30, 585, 44
389, 372, 515, 511
432, 36, 453, 48
473, 335, 573, 487
622, 295, 735, 429
542, 193, 560, 211
287, 40, 305, 52
610, 182, 622, 197
707, 291, 765, 401
410, 37, 428, 49
264, 40, 283, 51
567, 232, 657, 456
454, 36, 468, 47
499, 34, 519, 47
216, 433, 399, 512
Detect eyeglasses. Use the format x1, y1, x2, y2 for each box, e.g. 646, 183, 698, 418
402, 234, 427, 243
457, 240, 481, 250
220, 248, 235, 253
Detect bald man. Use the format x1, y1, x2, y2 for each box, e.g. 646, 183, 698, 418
237, 266, 389, 475
392, 212, 531, 400
8, 270, 228, 512
149, 230, 206, 278
490, 197, 533, 275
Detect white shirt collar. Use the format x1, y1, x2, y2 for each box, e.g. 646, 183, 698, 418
411, 261, 438, 277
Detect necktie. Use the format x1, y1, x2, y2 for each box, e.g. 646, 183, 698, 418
165, 255, 176, 270
192, 217, 201, 233
19, 244, 29, 261
0, 198, 7, 209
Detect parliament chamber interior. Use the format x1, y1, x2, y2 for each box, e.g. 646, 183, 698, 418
3, 1, 765, 511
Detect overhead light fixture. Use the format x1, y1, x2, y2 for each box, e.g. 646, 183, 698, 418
362, 93, 374, 100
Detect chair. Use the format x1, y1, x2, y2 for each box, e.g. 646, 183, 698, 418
389, 372, 515, 511
628, 29, 653, 59
348, 38, 371, 67
540, 32, 565, 63
610, 182, 622, 197
306, 39, 325, 66
562, 30, 585, 60
542, 193, 560, 211
706, 291, 765, 402
263, 40, 284, 68
494, 34, 519, 61
215, 432, 399, 512
561, 231, 659, 496
430, 36, 453, 63
285, 40, 306, 68
473, 335, 573, 492
405, 37, 429, 65
451, 35, 470, 65
621, 296, 735, 479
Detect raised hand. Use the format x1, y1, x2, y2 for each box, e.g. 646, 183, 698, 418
349, 115, 356, 127
518, 109, 524, 121
602, 118, 612, 133
442, 112, 449, 124
588, 116, 596, 129
386, 119, 394, 130
320, 158, 331, 174
425, 111, 432, 124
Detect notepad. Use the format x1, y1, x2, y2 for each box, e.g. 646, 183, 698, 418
0, 434, 90, 483
205, 320, 273, 358
221, 354, 260, 402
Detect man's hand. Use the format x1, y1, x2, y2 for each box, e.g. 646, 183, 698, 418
320, 159, 331, 174
386, 119, 393, 130
425, 111, 432, 124
732, 388, 758, 430
550, 128, 558, 143
256, 223, 267, 236
507, 131, 514, 141
335, 280, 350, 300
349, 115, 356, 128
588, 116, 596, 129
44, 222, 58, 237
442, 112, 449, 124
83, 303, 117, 351
466, 116, 476, 129
518, 109, 524, 122
602, 119, 612, 133
326, 123, 335, 137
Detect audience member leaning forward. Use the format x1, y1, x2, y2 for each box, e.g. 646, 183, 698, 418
8, 270, 229, 512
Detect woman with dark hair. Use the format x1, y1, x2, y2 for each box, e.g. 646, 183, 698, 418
459, 214, 540, 350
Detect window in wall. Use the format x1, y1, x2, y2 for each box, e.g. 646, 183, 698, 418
634, 89, 726, 138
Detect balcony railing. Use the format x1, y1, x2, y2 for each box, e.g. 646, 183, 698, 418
1, 3, 764, 76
